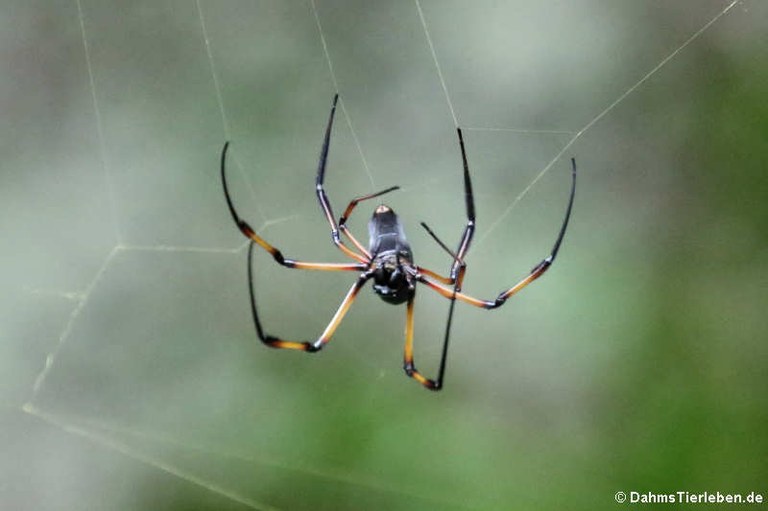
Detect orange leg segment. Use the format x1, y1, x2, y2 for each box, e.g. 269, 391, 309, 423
246, 242, 372, 352
403, 295, 440, 390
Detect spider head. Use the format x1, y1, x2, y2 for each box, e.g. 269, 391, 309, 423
372, 254, 414, 305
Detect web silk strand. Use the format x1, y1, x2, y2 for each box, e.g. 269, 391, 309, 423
414, 0, 460, 128
310, 0, 377, 190
477, 0, 741, 246
76, 0, 122, 243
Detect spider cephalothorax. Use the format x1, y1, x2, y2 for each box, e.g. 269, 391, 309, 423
371, 255, 416, 306
221, 93, 576, 391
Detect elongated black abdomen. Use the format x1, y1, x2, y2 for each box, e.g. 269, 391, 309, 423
368, 205, 412, 259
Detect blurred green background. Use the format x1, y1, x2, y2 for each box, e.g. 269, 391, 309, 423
1, 1, 766, 510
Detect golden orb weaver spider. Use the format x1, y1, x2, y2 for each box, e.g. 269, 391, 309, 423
221, 94, 576, 391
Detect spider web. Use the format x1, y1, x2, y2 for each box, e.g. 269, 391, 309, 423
3, 0, 759, 509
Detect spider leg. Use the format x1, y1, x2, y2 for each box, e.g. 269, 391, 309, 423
415, 266, 455, 285
417, 221, 467, 286
338, 185, 400, 257
401, 130, 478, 391
404, 221, 465, 391
247, 241, 372, 352
415, 128, 475, 284
450, 127, 476, 279
419, 158, 577, 309
403, 293, 454, 391
314, 94, 372, 263
403, 294, 431, 388
221, 141, 367, 271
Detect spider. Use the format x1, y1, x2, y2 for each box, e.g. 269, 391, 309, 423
221, 94, 576, 391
